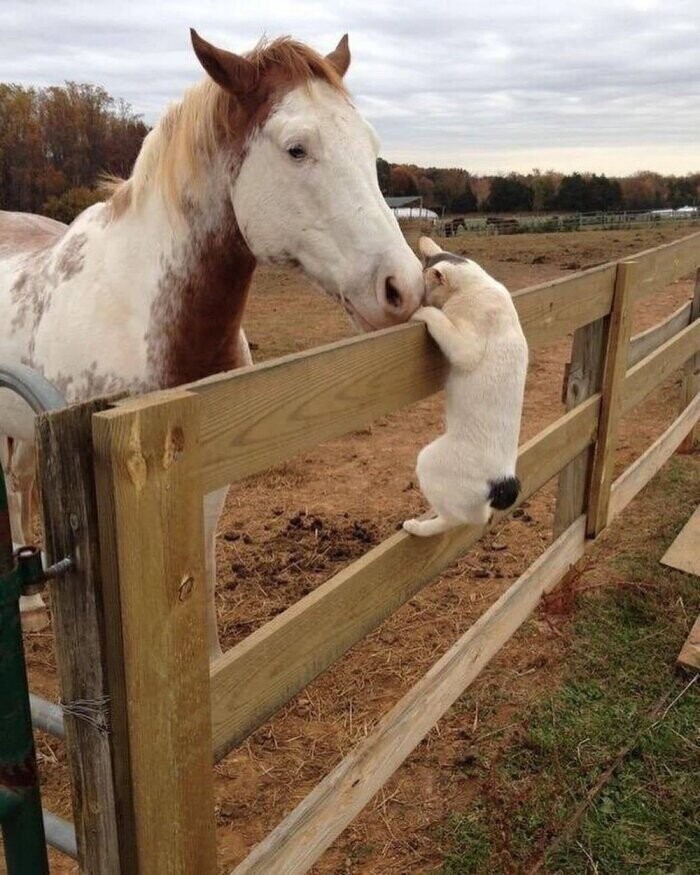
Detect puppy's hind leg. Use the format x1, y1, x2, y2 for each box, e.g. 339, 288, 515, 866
403, 515, 455, 537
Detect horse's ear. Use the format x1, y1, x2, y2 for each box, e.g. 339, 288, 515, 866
326, 34, 351, 77
191, 29, 258, 95
419, 236, 442, 261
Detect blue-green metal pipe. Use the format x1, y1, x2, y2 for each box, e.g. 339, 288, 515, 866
0, 466, 49, 874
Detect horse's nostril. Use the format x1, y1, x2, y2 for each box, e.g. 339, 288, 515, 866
384, 277, 403, 309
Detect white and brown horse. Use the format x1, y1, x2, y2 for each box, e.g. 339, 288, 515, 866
0, 31, 424, 655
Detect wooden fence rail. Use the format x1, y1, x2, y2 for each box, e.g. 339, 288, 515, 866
208, 290, 700, 758
34, 232, 700, 874
233, 387, 700, 875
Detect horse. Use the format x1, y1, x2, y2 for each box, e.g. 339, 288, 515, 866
0, 30, 424, 657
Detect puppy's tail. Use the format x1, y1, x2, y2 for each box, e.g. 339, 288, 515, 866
488, 475, 521, 511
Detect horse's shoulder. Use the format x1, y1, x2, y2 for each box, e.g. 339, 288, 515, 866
0, 211, 67, 256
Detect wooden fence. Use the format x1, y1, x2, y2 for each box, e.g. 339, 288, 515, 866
35, 230, 700, 874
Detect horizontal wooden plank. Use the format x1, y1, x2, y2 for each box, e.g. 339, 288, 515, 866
623, 317, 700, 413
231, 515, 588, 875
661, 505, 700, 577
193, 233, 698, 492
676, 615, 700, 671
209, 394, 600, 759
609, 390, 700, 520
210, 318, 700, 757
193, 271, 614, 493
510, 263, 616, 349
628, 301, 692, 368
231, 387, 700, 874
632, 230, 700, 302
106, 232, 697, 493
192, 324, 446, 493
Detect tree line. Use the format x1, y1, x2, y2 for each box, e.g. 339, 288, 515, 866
379, 160, 700, 214
0, 82, 147, 221
1, 80, 697, 222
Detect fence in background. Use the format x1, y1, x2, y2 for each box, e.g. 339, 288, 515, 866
439, 208, 700, 237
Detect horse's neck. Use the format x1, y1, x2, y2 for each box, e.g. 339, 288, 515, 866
115, 184, 255, 390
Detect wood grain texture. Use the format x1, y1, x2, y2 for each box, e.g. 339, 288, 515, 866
189, 265, 615, 494
628, 301, 692, 368
587, 262, 636, 536
676, 615, 700, 671
623, 317, 700, 414
678, 269, 700, 452
92, 391, 217, 875
553, 317, 608, 537
192, 232, 698, 493
191, 323, 446, 493
231, 516, 588, 875
190, 265, 616, 493
230, 387, 700, 875
36, 397, 125, 875
209, 394, 600, 759
608, 391, 700, 520
633, 230, 700, 302
104, 231, 698, 495
661, 506, 700, 577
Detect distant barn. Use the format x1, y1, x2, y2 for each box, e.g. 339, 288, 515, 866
385, 195, 439, 223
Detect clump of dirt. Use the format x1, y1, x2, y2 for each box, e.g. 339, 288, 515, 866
219, 510, 381, 646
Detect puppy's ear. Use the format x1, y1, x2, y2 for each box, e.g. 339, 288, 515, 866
418, 236, 442, 262
425, 265, 445, 286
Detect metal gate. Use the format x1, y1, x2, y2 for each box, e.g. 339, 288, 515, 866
0, 365, 77, 872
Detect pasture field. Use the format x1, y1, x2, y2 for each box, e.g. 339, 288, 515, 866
17, 223, 699, 874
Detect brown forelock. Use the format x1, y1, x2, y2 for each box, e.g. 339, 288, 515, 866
218, 37, 349, 143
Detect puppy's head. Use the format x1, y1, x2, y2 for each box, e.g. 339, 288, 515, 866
418, 237, 469, 308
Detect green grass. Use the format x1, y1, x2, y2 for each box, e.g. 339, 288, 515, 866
440, 458, 700, 874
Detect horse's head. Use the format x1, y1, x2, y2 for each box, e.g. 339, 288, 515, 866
191, 30, 423, 330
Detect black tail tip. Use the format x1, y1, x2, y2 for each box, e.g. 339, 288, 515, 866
488, 476, 521, 511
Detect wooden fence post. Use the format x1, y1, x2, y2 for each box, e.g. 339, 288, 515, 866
586, 261, 636, 537
553, 318, 608, 537
678, 267, 700, 453
36, 397, 125, 875
92, 391, 217, 875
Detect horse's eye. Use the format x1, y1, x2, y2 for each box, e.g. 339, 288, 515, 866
287, 145, 306, 160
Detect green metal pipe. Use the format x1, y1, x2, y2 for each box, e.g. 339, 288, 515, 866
0, 466, 49, 874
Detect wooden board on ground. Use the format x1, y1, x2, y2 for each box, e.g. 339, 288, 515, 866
661, 506, 700, 577
676, 616, 700, 671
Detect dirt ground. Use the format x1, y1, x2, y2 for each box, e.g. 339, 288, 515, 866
15, 223, 699, 875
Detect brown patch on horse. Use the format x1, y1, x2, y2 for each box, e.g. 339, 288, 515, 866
146, 213, 256, 388
10, 232, 87, 343
55, 233, 87, 281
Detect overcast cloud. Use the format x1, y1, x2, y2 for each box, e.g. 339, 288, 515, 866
2, 0, 698, 174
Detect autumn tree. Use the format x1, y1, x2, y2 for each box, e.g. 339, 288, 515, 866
619, 171, 666, 210
0, 81, 148, 217
389, 165, 419, 196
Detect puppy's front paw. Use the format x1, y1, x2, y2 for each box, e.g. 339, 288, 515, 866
410, 306, 433, 324
403, 518, 422, 535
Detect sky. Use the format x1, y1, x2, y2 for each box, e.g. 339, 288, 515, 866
2, 0, 699, 175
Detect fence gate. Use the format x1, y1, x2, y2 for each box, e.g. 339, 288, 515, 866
0, 365, 78, 871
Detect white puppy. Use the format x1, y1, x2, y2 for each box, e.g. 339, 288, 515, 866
404, 237, 528, 537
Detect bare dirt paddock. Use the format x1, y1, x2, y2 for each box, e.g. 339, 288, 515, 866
20, 224, 699, 875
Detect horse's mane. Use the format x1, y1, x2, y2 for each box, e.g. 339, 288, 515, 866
106, 37, 347, 219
